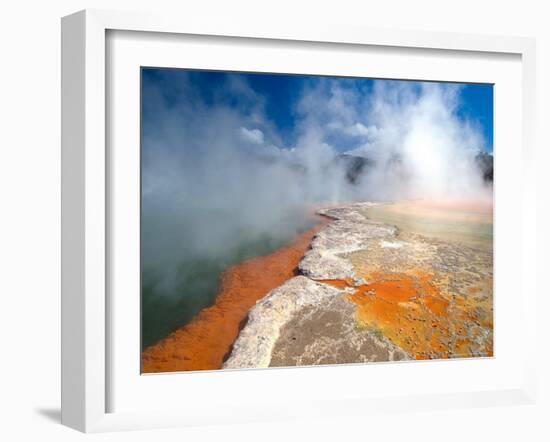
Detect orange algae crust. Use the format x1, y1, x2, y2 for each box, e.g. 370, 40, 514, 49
336, 202, 494, 361
324, 269, 492, 360
141, 219, 327, 373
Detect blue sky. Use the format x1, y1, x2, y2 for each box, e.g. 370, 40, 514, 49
455, 83, 493, 152
142, 68, 493, 154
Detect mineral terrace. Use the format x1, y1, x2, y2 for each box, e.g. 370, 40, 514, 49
223, 202, 493, 368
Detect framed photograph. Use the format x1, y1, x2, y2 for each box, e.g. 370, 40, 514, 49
61, 9, 537, 432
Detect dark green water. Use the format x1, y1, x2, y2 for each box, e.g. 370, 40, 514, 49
141, 211, 314, 350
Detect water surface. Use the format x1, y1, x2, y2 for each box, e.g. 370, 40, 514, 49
365, 200, 493, 249
141, 208, 315, 350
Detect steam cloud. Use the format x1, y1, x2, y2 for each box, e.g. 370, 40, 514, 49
141, 71, 492, 298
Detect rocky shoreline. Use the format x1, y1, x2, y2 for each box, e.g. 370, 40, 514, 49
298, 203, 396, 282
224, 201, 493, 368
142, 200, 493, 372
223, 203, 411, 369
141, 220, 327, 373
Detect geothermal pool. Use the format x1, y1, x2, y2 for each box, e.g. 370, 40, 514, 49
142, 199, 493, 372
141, 208, 317, 350
141, 218, 326, 373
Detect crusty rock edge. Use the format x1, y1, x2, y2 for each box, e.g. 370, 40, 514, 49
222, 276, 352, 369
223, 202, 404, 369
299, 203, 396, 282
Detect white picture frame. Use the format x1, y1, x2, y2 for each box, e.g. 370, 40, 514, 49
61, 9, 537, 433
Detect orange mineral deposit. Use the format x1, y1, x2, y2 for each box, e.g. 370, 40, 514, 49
141, 218, 328, 373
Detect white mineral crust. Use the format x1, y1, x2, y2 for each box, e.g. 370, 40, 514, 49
222, 276, 351, 369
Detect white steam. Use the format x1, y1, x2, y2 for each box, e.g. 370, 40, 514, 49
141, 74, 491, 296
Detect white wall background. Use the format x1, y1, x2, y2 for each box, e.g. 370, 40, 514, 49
0, 1, 547, 440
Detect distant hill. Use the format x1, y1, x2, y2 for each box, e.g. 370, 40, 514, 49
475, 152, 493, 183
334, 154, 375, 184
336, 152, 493, 186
